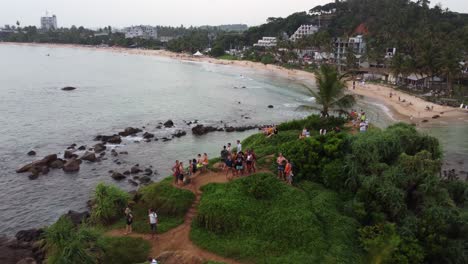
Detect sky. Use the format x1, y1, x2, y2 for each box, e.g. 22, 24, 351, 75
1, 0, 467, 29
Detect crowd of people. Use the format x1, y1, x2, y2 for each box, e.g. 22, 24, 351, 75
221, 140, 258, 180
349, 109, 369, 133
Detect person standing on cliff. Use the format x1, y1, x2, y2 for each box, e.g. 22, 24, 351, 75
148, 209, 158, 240
237, 140, 242, 153
124, 207, 133, 235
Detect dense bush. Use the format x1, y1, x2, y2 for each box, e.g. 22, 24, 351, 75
277, 115, 346, 131
140, 177, 195, 217
192, 173, 363, 263
90, 183, 130, 225
45, 216, 151, 264
98, 236, 151, 264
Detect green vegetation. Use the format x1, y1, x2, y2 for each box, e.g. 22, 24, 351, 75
44, 216, 150, 264
192, 117, 468, 264
217, 54, 238, 60
90, 183, 130, 225
109, 177, 195, 234
191, 173, 363, 263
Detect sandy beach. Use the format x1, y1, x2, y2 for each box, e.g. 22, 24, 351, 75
3, 42, 468, 124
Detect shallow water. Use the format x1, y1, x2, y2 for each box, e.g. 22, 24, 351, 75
0, 44, 467, 236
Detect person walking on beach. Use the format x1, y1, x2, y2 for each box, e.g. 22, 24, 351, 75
124, 207, 133, 235
148, 209, 158, 240
277, 153, 287, 180
236, 140, 242, 153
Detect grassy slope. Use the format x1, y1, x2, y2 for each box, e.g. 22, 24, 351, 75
191, 173, 364, 264
108, 177, 195, 234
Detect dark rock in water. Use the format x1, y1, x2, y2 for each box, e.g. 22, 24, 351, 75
128, 179, 138, 186
143, 132, 155, 139
95, 134, 122, 144
242, 86, 246, 89
156, 125, 162, 129
268, 105, 274, 108
63, 158, 81, 173
432, 115, 440, 119
123, 170, 131, 176
111, 149, 118, 157
111, 172, 126, 181
164, 120, 174, 127
61, 86, 76, 91
99, 151, 106, 157
422, 119, 429, 123
154, 138, 159, 141
81, 152, 97, 162
40, 166, 49, 175
130, 165, 142, 174
162, 137, 172, 142
93, 143, 106, 153
118, 127, 142, 137
144, 139, 151, 143
64, 150, 75, 159
27, 151, 36, 156
172, 130, 187, 138
139, 176, 152, 184
191, 125, 219, 136
77, 145, 86, 151
64, 211, 90, 226
133, 176, 140, 180
28, 173, 39, 180
144, 168, 153, 176
49, 159, 64, 169
16, 154, 57, 173
119, 151, 128, 155
16, 229, 44, 243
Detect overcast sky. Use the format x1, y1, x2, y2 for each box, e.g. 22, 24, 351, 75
1, 0, 467, 28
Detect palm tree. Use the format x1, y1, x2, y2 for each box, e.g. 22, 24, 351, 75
299, 64, 356, 117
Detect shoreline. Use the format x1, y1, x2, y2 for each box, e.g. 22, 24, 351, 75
2, 41, 468, 124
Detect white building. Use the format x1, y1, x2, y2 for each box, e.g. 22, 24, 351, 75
290, 25, 319, 42
253, 37, 277, 47
40, 14, 57, 30
124, 25, 158, 39
334, 35, 367, 67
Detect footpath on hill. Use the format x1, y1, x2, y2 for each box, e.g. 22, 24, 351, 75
107, 167, 262, 264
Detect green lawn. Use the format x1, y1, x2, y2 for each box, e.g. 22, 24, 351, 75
190, 173, 364, 264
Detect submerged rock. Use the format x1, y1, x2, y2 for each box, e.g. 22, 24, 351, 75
27, 151, 36, 156
61, 86, 76, 91
191, 125, 219, 136
118, 127, 142, 137
130, 165, 142, 174
128, 179, 138, 186
143, 132, 155, 139
111, 172, 126, 181
49, 159, 64, 169
268, 105, 274, 108
172, 130, 187, 138
95, 135, 122, 144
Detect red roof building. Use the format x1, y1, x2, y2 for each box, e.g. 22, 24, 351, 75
353, 23, 369, 35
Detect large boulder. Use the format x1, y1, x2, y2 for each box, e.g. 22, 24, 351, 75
118, 127, 142, 137
63, 158, 81, 173
15, 229, 44, 243
93, 143, 106, 153
144, 168, 153, 176
81, 152, 97, 162
64, 211, 90, 226
16, 154, 57, 173
63, 150, 77, 159
191, 125, 218, 136
139, 176, 152, 184
163, 120, 174, 128
95, 135, 122, 144
111, 172, 126, 181
128, 179, 138, 186
49, 159, 64, 169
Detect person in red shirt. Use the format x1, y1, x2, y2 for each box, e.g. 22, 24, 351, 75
284, 160, 293, 185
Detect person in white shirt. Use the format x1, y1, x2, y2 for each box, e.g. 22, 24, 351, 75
236, 140, 242, 153
148, 209, 158, 239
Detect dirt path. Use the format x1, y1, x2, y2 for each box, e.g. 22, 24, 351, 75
107, 168, 258, 264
